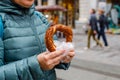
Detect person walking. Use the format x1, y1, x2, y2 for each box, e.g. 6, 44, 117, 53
97, 9, 109, 47
0, 0, 75, 80
86, 9, 103, 49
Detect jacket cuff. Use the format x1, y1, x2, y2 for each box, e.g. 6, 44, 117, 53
27, 55, 45, 79
55, 62, 70, 70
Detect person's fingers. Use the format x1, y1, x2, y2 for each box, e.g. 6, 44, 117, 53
38, 50, 75, 70
37, 51, 65, 70
44, 55, 63, 69
51, 54, 64, 64
53, 60, 60, 66
67, 52, 75, 57
62, 56, 72, 63
47, 50, 65, 59
62, 51, 75, 63
69, 49, 74, 52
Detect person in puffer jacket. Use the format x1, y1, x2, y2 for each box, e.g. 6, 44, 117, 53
0, 0, 75, 80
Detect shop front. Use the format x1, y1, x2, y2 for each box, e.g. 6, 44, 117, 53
106, 0, 120, 26
56, 0, 79, 28
36, 0, 79, 28
106, 0, 120, 34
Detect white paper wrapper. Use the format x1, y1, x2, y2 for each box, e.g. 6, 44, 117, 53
54, 40, 74, 56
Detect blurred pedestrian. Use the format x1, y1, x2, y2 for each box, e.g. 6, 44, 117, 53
0, 0, 75, 80
86, 9, 103, 49
97, 9, 109, 47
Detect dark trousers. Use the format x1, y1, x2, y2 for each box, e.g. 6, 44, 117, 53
98, 30, 108, 46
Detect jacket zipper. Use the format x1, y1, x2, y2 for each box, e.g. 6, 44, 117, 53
29, 16, 43, 52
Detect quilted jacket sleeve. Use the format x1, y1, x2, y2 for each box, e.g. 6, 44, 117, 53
0, 38, 45, 80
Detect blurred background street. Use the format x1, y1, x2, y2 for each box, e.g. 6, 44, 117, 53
34, 0, 120, 80
56, 28, 120, 80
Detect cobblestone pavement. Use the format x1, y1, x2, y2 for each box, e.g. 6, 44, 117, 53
56, 30, 120, 80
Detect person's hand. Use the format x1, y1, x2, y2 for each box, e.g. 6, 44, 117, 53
61, 49, 75, 63
37, 50, 65, 70
93, 30, 97, 35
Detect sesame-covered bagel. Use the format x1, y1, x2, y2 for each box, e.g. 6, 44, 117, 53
45, 24, 73, 52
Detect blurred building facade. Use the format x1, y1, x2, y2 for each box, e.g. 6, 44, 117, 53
79, 0, 120, 23
36, 0, 78, 28
36, 0, 98, 27
35, 0, 120, 28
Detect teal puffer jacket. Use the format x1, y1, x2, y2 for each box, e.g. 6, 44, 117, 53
0, 0, 69, 80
